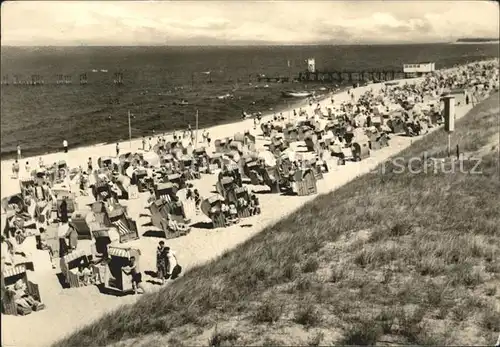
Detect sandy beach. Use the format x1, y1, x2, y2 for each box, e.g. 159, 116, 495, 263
0, 66, 485, 347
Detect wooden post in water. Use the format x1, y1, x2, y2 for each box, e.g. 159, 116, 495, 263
195, 109, 199, 149
447, 134, 451, 158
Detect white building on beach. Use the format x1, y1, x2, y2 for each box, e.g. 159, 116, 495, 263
403, 62, 436, 77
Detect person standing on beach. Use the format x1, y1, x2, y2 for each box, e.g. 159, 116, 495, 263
116, 143, 120, 156
165, 247, 180, 279
148, 137, 152, 151
87, 157, 93, 173
38, 157, 44, 169
142, 136, 146, 150
156, 241, 168, 285
25, 161, 31, 176
63, 139, 68, 153
16, 144, 21, 160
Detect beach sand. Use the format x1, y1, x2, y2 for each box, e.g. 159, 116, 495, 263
0, 71, 477, 347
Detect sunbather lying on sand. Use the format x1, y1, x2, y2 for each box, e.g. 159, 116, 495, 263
166, 216, 188, 232
9, 280, 44, 313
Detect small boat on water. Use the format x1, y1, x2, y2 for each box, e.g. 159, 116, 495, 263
217, 93, 233, 100
100, 69, 108, 73
281, 90, 313, 98
92, 69, 98, 72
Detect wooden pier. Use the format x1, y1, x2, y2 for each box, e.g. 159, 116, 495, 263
1, 71, 122, 86
297, 70, 406, 83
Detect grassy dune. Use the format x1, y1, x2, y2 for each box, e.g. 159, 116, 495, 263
55, 93, 500, 347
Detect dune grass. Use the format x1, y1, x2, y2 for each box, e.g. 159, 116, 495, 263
54, 93, 500, 346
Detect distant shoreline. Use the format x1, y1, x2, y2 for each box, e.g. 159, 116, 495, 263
453, 41, 499, 45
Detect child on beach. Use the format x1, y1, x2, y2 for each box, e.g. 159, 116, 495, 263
165, 247, 180, 279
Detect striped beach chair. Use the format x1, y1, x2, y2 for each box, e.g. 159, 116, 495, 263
2, 264, 43, 315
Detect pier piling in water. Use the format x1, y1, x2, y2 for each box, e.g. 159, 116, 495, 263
114, 72, 124, 85
80, 73, 88, 84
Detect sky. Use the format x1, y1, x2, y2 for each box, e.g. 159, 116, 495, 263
1, 1, 499, 46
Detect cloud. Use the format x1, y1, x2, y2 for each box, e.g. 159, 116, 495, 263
1, 1, 498, 45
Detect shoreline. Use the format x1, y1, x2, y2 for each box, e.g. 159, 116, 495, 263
0, 87, 336, 165
0, 87, 333, 161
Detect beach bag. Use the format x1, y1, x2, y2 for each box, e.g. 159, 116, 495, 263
171, 264, 182, 279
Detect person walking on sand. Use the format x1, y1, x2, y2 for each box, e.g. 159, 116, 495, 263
156, 241, 168, 285
16, 144, 22, 160
12, 160, 20, 179
63, 139, 68, 153
194, 189, 201, 214
116, 143, 120, 156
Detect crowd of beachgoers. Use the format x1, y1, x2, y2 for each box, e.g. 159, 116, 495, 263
1, 59, 498, 347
